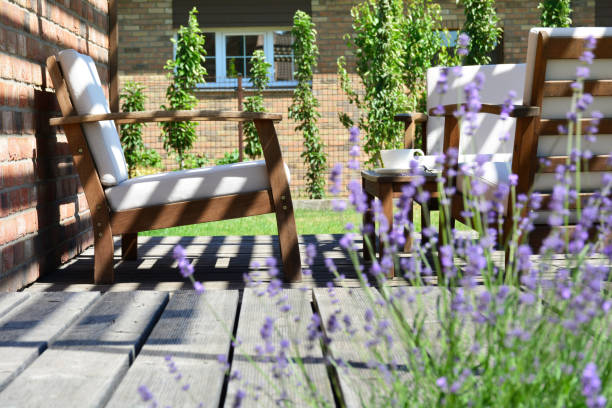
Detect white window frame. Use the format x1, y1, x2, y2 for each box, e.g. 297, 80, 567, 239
185, 27, 297, 89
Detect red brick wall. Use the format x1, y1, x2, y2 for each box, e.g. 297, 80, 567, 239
118, 0, 173, 74
0, 0, 109, 291
435, 0, 595, 63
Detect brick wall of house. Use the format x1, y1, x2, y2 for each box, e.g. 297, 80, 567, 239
435, 0, 595, 63
0, 0, 109, 291
117, 0, 173, 74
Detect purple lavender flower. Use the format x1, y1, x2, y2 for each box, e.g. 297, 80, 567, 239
349, 126, 360, 143
582, 362, 606, 408
233, 389, 246, 408
433, 104, 445, 116
500, 90, 516, 120
577, 93, 594, 112
436, 376, 449, 392
576, 66, 590, 79
585, 35, 597, 50
178, 258, 194, 278
137, 385, 155, 402
457, 33, 470, 57
173, 245, 186, 260
193, 281, 205, 294
436, 68, 449, 94
307, 313, 323, 342
329, 163, 343, 195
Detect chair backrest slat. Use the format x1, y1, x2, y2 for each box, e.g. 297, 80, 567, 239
520, 27, 612, 203
546, 36, 612, 59
542, 79, 612, 97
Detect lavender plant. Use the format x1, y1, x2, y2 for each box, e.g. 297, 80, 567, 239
145, 36, 610, 407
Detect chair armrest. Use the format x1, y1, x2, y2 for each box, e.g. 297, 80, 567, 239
428, 104, 540, 118
49, 109, 283, 126
394, 112, 428, 123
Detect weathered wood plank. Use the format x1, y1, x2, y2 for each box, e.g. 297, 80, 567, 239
0, 292, 100, 392
0, 291, 168, 408
224, 288, 334, 408
105, 290, 239, 408
313, 287, 446, 407
0, 292, 30, 318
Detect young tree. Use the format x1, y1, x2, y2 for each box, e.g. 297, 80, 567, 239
402, 0, 456, 114
243, 50, 270, 159
338, 0, 453, 164
338, 0, 409, 167
120, 81, 161, 177
289, 11, 327, 199
539, 0, 572, 27
459, 0, 503, 65
160, 7, 207, 169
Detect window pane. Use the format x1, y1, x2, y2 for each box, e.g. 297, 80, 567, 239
204, 57, 216, 82
244, 35, 264, 56
226, 57, 246, 78
226, 35, 244, 56
203, 32, 215, 57
245, 57, 255, 77
274, 31, 294, 81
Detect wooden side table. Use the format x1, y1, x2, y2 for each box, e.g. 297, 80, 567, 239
361, 170, 440, 278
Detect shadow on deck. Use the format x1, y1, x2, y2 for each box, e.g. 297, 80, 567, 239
28, 234, 391, 292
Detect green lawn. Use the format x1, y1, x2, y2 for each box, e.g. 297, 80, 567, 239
139, 206, 444, 236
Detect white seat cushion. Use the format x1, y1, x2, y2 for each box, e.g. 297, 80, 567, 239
104, 160, 290, 211
57, 49, 129, 186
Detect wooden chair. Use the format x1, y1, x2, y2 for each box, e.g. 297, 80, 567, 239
424, 27, 612, 252
393, 63, 529, 238
46, 50, 301, 284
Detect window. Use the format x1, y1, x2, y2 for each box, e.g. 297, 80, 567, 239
197, 29, 296, 88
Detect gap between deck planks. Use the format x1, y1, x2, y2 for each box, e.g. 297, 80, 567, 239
0, 292, 100, 392
105, 291, 239, 408
0, 291, 168, 408
224, 288, 335, 408
313, 287, 447, 408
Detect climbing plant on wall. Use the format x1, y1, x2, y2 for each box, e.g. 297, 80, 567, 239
289, 11, 327, 198
160, 7, 207, 169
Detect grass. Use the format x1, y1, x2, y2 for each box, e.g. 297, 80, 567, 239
139, 206, 450, 236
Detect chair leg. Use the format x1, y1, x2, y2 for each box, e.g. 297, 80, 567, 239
121, 233, 138, 260
274, 200, 302, 282
404, 201, 413, 252
94, 225, 115, 284
363, 188, 375, 261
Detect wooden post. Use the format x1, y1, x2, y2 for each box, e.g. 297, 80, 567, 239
237, 74, 244, 162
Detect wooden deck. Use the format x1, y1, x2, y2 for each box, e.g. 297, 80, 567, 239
3, 235, 610, 406
0, 286, 443, 407
26, 233, 589, 293
26, 234, 412, 292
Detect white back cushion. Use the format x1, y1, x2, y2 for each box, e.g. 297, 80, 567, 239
57, 50, 128, 186
426, 63, 526, 161
523, 28, 612, 194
